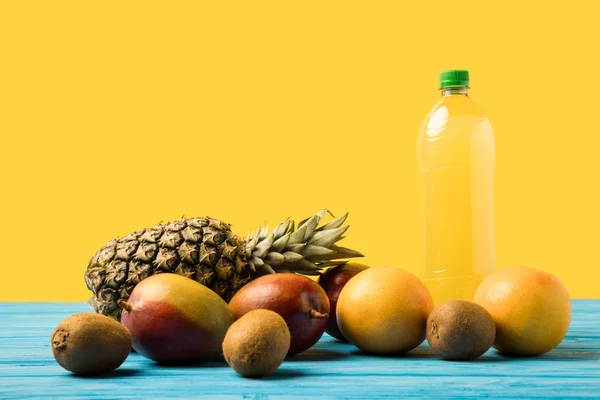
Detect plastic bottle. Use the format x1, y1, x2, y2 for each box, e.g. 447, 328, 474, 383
418, 70, 495, 305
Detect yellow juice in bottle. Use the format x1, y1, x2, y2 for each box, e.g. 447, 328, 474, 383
418, 70, 495, 305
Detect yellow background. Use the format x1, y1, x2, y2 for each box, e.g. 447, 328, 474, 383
1, 1, 599, 301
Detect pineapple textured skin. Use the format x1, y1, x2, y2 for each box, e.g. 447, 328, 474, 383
85, 210, 362, 320
85, 218, 251, 320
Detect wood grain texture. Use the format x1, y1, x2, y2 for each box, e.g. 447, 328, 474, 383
0, 300, 598, 399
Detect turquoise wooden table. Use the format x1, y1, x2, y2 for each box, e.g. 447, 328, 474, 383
1, 300, 598, 399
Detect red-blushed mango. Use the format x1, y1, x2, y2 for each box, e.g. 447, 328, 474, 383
229, 274, 330, 356
318, 263, 369, 340
118, 273, 235, 364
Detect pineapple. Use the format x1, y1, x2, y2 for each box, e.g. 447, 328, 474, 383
85, 209, 363, 320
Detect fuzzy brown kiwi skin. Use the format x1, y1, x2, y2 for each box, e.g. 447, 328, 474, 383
426, 300, 496, 361
223, 309, 291, 378
51, 313, 132, 375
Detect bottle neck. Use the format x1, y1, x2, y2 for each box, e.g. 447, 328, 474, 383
441, 86, 468, 96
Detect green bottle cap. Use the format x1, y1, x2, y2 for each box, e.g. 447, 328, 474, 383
439, 69, 470, 88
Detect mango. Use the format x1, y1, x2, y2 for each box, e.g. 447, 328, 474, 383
118, 273, 235, 364
318, 263, 368, 340
229, 274, 329, 356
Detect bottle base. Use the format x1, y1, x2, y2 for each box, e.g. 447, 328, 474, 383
423, 276, 484, 307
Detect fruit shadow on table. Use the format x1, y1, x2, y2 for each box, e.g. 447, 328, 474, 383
69, 368, 143, 379
254, 368, 308, 381
344, 341, 600, 362
286, 348, 351, 362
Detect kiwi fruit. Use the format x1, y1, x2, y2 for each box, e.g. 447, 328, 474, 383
51, 313, 132, 375
426, 300, 496, 361
223, 309, 291, 378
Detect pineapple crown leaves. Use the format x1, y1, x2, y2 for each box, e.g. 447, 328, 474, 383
245, 209, 363, 276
